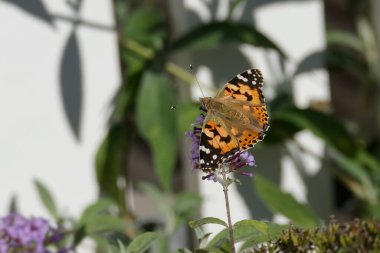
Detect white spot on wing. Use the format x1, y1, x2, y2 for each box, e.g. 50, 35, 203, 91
237, 74, 248, 82
200, 145, 211, 154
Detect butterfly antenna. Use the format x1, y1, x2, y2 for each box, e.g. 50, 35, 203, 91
190, 64, 206, 98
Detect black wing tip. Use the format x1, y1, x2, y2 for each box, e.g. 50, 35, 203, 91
229, 68, 264, 86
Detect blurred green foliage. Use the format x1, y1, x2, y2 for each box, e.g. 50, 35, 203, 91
4, 0, 380, 252
251, 218, 380, 252
25, 180, 380, 253
30, 180, 129, 252
91, 0, 380, 251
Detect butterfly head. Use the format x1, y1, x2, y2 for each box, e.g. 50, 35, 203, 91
200, 97, 212, 110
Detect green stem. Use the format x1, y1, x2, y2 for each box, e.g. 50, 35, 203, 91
222, 173, 236, 253
123, 38, 218, 93
165, 62, 194, 85
123, 38, 194, 85
124, 38, 155, 59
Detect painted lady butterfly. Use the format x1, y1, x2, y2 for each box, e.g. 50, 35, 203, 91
199, 69, 269, 172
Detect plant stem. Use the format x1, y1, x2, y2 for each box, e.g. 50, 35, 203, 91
123, 38, 217, 92
222, 173, 236, 253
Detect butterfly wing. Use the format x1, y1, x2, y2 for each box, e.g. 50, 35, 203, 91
199, 69, 269, 172
216, 69, 269, 132
212, 114, 266, 151
216, 69, 269, 151
199, 114, 240, 172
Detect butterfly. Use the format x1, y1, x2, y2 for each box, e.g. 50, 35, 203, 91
199, 69, 269, 173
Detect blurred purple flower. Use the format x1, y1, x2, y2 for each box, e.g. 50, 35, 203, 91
0, 213, 69, 253
186, 110, 255, 180
225, 151, 255, 177
186, 113, 204, 172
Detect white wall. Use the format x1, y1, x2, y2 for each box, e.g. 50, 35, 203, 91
0, 0, 120, 225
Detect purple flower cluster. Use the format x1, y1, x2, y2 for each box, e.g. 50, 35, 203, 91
186, 114, 205, 171
186, 109, 256, 180
0, 213, 68, 253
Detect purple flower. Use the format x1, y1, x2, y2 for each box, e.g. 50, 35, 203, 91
186, 109, 256, 180
194, 114, 205, 125
0, 238, 8, 253
225, 151, 255, 176
186, 113, 204, 172
0, 213, 69, 253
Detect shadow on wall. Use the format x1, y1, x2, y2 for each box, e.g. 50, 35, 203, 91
4, 0, 84, 140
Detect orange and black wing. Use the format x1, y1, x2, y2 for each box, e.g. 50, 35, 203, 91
218, 69, 269, 148
199, 115, 240, 173
216, 69, 269, 132
199, 69, 269, 172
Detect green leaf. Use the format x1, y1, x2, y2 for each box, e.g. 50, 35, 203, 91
173, 192, 202, 229
331, 150, 370, 185
83, 215, 126, 234
34, 180, 58, 220
267, 222, 288, 239
272, 107, 358, 156
81, 198, 114, 216
206, 229, 228, 248
238, 222, 287, 251
136, 71, 178, 192
125, 8, 162, 37
124, 8, 165, 50
174, 192, 201, 215
157, 234, 170, 253
206, 239, 234, 252
126, 232, 159, 253
326, 46, 367, 79
173, 21, 286, 58
294, 50, 325, 76
233, 220, 269, 243
79, 199, 115, 223
73, 225, 87, 246
95, 125, 127, 209
356, 149, 380, 175
91, 234, 115, 252
96, 61, 147, 211
173, 249, 193, 253
78, 200, 126, 235
195, 250, 218, 253
254, 173, 318, 228
139, 183, 168, 215
177, 103, 201, 137
367, 203, 380, 219
229, 0, 245, 16
117, 240, 126, 253
331, 150, 377, 203
189, 217, 228, 229
327, 30, 364, 53
198, 231, 213, 249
